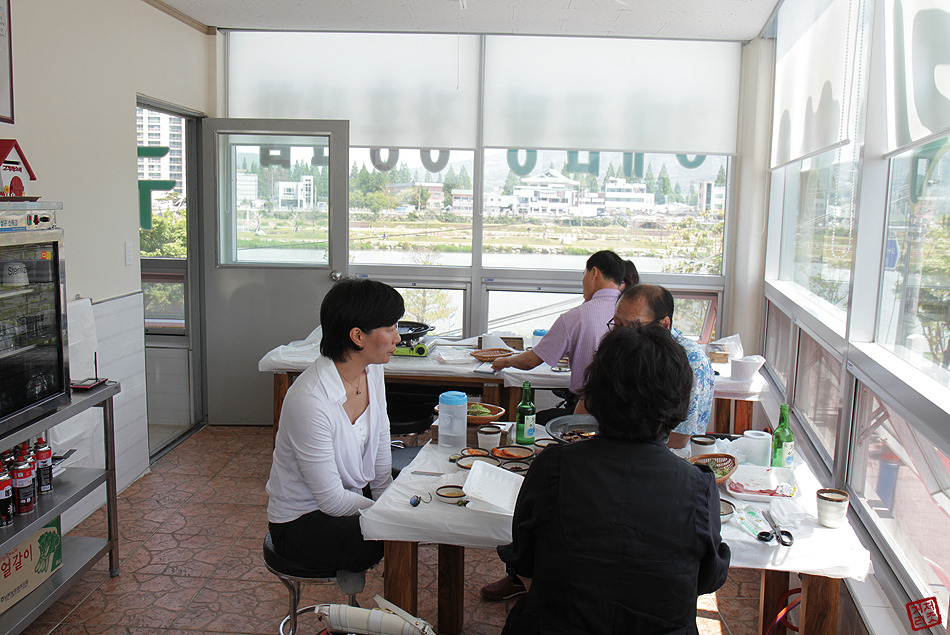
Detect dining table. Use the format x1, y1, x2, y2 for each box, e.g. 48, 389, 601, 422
359, 439, 871, 635
262, 337, 770, 436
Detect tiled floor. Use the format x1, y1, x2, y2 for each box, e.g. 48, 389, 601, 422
21, 426, 761, 634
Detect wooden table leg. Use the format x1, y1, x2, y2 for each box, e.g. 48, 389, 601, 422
438, 544, 465, 634
800, 574, 840, 634
759, 569, 789, 635
734, 399, 754, 434
714, 398, 732, 434
384, 541, 418, 615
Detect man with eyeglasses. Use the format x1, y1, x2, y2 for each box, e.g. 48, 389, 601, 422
610, 283, 715, 450
490, 250, 630, 426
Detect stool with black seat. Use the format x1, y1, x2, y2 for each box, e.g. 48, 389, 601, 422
263, 532, 363, 635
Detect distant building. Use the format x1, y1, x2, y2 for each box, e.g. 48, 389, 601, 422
388, 182, 445, 211
603, 178, 654, 212
136, 107, 185, 195
452, 188, 474, 216
275, 175, 313, 210
236, 170, 259, 207
699, 181, 726, 211
483, 192, 517, 216
513, 169, 579, 216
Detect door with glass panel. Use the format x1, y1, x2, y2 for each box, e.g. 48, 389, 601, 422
200, 119, 348, 425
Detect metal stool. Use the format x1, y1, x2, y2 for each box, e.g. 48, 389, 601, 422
263, 533, 362, 635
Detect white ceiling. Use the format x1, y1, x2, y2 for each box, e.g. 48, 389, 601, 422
157, 0, 780, 41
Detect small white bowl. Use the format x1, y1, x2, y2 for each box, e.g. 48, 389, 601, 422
501, 460, 531, 474
533, 438, 558, 454
490, 445, 535, 461
730, 355, 765, 381
720, 499, 735, 523
456, 455, 501, 470
436, 485, 468, 505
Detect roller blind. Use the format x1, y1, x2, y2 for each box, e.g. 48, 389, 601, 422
885, 0, 950, 151
481, 36, 741, 154
771, 0, 859, 167
227, 32, 480, 148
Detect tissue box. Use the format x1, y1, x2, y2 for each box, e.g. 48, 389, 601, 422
707, 343, 730, 364
0, 517, 63, 616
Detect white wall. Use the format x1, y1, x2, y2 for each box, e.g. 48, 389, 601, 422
4, 0, 216, 496
9, 0, 215, 301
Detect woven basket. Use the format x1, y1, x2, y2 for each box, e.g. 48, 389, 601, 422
434, 403, 506, 425
470, 348, 514, 362
688, 453, 738, 485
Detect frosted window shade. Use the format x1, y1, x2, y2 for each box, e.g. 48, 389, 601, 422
227, 32, 480, 148
227, 32, 741, 155
771, 0, 858, 167
482, 36, 741, 154
885, 0, 950, 151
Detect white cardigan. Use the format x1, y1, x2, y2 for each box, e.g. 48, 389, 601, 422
266, 356, 393, 523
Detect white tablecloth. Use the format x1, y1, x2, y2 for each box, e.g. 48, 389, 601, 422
360, 443, 514, 548
360, 442, 871, 580
261, 336, 770, 400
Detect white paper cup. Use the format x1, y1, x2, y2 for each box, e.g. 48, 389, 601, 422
690, 435, 716, 457
477, 425, 502, 451
816, 488, 850, 528
743, 430, 773, 466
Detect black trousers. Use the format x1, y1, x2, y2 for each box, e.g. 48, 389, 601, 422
269, 487, 383, 573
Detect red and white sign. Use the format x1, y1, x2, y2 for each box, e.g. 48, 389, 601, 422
906, 597, 942, 631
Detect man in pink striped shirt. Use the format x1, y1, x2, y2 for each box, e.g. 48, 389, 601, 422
492, 250, 630, 424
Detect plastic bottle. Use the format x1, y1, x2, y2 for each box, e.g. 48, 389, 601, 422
515, 381, 536, 445
770, 404, 795, 468
437, 391, 468, 450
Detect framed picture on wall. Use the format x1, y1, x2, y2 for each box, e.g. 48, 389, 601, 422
0, 0, 12, 124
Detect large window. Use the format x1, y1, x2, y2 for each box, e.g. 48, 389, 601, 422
876, 136, 950, 388
227, 31, 737, 337
779, 145, 858, 316
481, 149, 727, 274
851, 383, 950, 628
218, 136, 331, 265
138, 106, 188, 333
794, 331, 842, 460
349, 148, 475, 267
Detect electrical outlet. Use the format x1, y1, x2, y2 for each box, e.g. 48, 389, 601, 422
125, 241, 134, 266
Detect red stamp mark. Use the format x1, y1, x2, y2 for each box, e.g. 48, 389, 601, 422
906, 597, 942, 630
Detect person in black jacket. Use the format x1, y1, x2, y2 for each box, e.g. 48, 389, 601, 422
499, 323, 731, 634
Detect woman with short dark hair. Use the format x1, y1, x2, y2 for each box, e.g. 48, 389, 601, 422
266, 278, 404, 574
499, 324, 731, 634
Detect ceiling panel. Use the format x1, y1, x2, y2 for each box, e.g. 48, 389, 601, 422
156, 0, 780, 40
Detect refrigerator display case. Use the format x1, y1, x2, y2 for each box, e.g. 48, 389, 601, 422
0, 202, 69, 437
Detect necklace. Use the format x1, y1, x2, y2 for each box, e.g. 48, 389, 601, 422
340, 370, 364, 395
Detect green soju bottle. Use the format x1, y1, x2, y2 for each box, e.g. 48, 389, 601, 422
771, 404, 795, 468
515, 381, 536, 445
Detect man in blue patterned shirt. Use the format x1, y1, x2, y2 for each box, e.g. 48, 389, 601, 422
610, 284, 715, 449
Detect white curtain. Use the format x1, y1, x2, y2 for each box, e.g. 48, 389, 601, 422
771, 0, 860, 167
884, 0, 950, 150
482, 35, 741, 154
228, 32, 480, 148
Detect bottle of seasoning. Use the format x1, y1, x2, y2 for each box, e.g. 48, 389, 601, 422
515, 381, 536, 445
0, 471, 13, 526
34, 437, 53, 494
12, 453, 35, 515
771, 404, 795, 468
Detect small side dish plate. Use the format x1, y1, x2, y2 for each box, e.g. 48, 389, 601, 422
726, 465, 799, 501
456, 455, 501, 470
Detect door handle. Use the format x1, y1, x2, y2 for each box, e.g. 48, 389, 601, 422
330, 270, 343, 282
